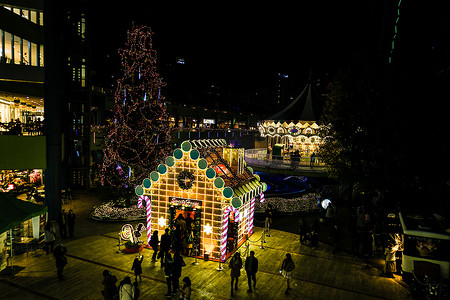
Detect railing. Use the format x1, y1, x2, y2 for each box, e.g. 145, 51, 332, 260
244, 148, 325, 171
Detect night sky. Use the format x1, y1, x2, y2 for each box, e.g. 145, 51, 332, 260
90, 2, 368, 90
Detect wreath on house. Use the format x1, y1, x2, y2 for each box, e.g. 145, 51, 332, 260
177, 170, 195, 190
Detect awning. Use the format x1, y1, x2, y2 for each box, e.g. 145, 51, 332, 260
0, 193, 48, 234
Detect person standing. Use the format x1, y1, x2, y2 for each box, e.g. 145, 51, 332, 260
299, 216, 309, 245
229, 252, 243, 297
172, 251, 185, 294
265, 204, 273, 231
164, 253, 175, 297
159, 228, 171, 267
330, 223, 342, 254
44, 222, 56, 255
57, 209, 68, 239
67, 209, 76, 238
384, 243, 398, 278
53, 244, 68, 281
245, 250, 258, 293
149, 230, 159, 262
311, 219, 320, 249
101, 270, 118, 300
280, 253, 295, 295
131, 254, 144, 282
119, 276, 134, 300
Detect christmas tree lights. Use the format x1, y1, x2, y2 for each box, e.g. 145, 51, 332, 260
102, 25, 172, 191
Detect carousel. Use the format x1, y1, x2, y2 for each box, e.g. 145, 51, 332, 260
134, 139, 266, 262
258, 81, 324, 157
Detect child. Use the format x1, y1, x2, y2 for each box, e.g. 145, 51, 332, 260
179, 276, 191, 300
131, 254, 144, 282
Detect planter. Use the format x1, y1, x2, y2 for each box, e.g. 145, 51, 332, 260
124, 244, 143, 253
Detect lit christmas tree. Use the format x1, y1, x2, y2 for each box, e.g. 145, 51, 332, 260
102, 25, 172, 195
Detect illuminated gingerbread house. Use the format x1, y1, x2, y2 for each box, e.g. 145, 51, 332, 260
134, 139, 266, 262
258, 82, 324, 156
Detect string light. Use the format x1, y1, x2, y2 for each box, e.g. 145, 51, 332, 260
101, 25, 172, 189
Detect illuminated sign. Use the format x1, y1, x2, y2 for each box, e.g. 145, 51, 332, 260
169, 197, 201, 208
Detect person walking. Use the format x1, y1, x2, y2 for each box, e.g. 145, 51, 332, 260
53, 243, 68, 281
178, 276, 192, 300
119, 276, 134, 300
44, 222, 56, 255
101, 270, 118, 300
280, 253, 295, 295
149, 230, 159, 262
159, 228, 171, 268
164, 253, 175, 297
229, 252, 243, 296
57, 209, 68, 239
67, 209, 76, 238
131, 254, 144, 282
245, 250, 258, 293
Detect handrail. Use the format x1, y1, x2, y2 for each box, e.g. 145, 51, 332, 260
244, 148, 325, 171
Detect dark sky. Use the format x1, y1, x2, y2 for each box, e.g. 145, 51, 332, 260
90, 2, 368, 89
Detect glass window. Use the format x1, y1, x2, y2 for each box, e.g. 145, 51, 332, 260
39, 12, 44, 26
4, 32, 12, 63
81, 59, 86, 87
39, 44, 44, 66
30, 11, 37, 24
30, 42, 37, 66
13, 35, 20, 64
21, 9, 29, 20
23, 39, 29, 65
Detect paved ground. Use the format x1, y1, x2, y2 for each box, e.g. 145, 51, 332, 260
0, 191, 413, 300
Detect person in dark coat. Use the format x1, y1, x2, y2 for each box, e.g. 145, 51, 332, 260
131, 254, 144, 282
164, 253, 175, 297
311, 219, 320, 249
330, 224, 342, 254
57, 209, 68, 239
53, 244, 67, 281
229, 252, 243, 296
102, 269, 118, 300
172, 251, 185, 294
245, 250, 258, 293
149, 230, 159, 262
67, 209, 75, 238
159, 228, 171, 267
299, 216, 309, 245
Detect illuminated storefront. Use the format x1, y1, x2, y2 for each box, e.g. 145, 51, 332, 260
135, 139, 266, 262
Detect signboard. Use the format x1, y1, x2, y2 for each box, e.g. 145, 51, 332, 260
404, 235, 450, 261
169, 197, 201, 208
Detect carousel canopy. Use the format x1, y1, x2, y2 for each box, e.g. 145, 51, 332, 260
267, 82, 323, 122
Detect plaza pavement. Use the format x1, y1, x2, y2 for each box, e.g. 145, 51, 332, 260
0, 191, 413, 300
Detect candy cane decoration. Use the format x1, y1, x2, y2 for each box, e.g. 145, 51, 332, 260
248, 196, 256, 235
259, 192, 265, 203
220, 206, 240, 262
138, 195, 152, 246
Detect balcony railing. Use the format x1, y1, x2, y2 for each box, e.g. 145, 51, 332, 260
244, 148, 325, 171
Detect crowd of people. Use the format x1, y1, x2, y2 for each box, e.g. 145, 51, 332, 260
0, 118, 44, 135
